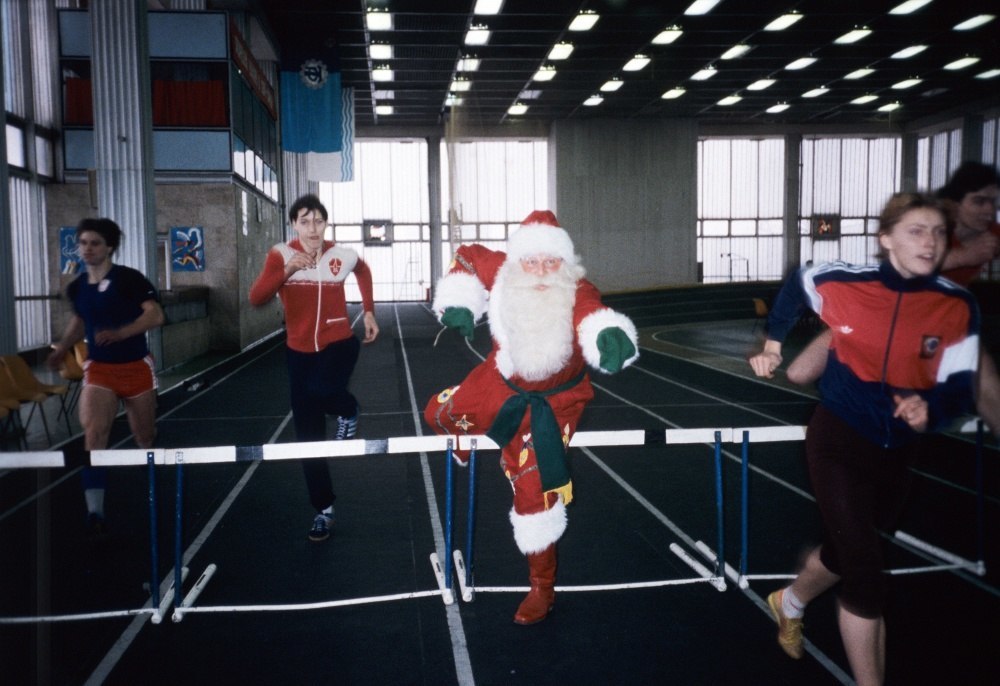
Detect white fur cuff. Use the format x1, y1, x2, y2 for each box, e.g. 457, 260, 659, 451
432, 272, 489, 321
509, 500, 567, 554
577, 309, 640, 373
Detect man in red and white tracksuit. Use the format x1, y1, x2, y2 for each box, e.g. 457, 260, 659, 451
424, 210, 639, 624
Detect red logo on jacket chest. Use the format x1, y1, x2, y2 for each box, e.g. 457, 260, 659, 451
329, 258, 343, 276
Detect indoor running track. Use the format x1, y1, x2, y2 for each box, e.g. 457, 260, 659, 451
1, 303, 997, 685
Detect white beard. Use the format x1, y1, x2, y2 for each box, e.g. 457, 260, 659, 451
492, 259, 582, 381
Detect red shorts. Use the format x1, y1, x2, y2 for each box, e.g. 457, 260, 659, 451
83, 356, 157, 399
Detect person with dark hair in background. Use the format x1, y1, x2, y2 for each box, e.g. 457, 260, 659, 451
749, 193, 979, 685
48, 218, 165, 538
250, 194, 379, 542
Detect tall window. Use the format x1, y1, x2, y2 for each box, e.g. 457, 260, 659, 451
915, 127, 961, 192
697, 138, 785, 282
799, 137, 901, 267
322, 140, 431, 302
322, 138, 547, 302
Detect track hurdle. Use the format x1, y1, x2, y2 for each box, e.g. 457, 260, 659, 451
449, 428, 732, 602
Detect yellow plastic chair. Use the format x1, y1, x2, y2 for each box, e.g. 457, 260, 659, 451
0, 363, 29, 449
751, 297, 769, 335
56, 340, 87, 416
0, 354, 70, 444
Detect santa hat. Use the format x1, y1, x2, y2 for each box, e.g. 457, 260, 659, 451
505, 210, 578, 265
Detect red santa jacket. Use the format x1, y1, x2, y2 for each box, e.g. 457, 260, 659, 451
249, 239, 374, 353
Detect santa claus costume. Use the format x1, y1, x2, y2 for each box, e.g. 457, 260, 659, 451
424, 210, 639, 624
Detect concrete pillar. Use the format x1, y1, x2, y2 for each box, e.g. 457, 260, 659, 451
0, 6, 16, 354
427, 135, 442, 298
783, 133, 802, 275
89, 0, 157, 277
961, 114, 985, 164
89, 0, 160, 360
900, 133, 919, 192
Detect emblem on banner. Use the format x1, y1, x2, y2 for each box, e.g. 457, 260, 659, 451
299, 59, 328, 90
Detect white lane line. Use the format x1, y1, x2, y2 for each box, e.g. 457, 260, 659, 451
395, 304, 475, 686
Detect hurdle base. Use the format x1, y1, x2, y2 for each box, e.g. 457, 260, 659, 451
453, 551, 474, 602
430, 553, 455, 605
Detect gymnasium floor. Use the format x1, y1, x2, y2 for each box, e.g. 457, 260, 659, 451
1, 301, 997, 685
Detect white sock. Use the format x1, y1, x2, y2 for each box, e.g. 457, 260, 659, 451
782, 587, 805, 618
84, 488, 105, 516
322, 506, 334, 517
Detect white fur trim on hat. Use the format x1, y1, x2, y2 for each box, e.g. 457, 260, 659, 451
577, 308, 640, 373
506, 222, 578, 266
432, 271, 489, 321
509, 500, 567, 554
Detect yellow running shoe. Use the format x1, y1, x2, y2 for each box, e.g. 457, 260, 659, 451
767, 589, 804, 659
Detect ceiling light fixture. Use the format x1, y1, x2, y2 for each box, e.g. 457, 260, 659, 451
465, 24, 491, 45
803, 86, 830, 97
473, 0, 504, 15
365, 9, 393, 31
449, 78, 472, 91
623, 54, 651, 71
583, 95, 604, 106
878, 102, 902, 111
891, 45, 928, 59
889, 0, 932, 15
944, 56, 980, 70
569, 11, 599, 32
533, 66, 557, 81
548, 42, 574, 60
457, 56, 481, 72
652, 26, 684, 44
684, 0, 722, 16
765, 12, 803, 31
953, 15, 995, 31
372, 66, 394, 82
850, 94, 878, 104
373, 90, 394, 99
785, 57, 817, 70
720, 44, 752, 60
717, 94, 742, 106
507, 103, 528, 115
975, 69, 1000, 79
834, 27, 872, 44
766, 102, 790, 113
892, 78, 922, 89
369, 43, 393, 60
691, 67, 717, 80
375, 105, 394, 115
600, 79, 623, 92
445, 94, 464, 107
844, 68, 875, 79
747, 79, 776, 90
518, 90, 542, 99
661, 87, 686, 99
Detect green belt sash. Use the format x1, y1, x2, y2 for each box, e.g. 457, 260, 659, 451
486, 371, 586, 493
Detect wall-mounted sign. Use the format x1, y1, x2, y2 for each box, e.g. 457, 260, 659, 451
171, 226, 206, 272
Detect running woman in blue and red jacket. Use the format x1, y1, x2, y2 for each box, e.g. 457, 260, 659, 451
749, 192, 979, 686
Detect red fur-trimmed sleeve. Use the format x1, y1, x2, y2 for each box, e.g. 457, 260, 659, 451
432, 244, 506, 322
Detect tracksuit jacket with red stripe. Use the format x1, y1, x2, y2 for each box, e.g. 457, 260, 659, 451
249, 239, 374, 353
767, 261, 980, 448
